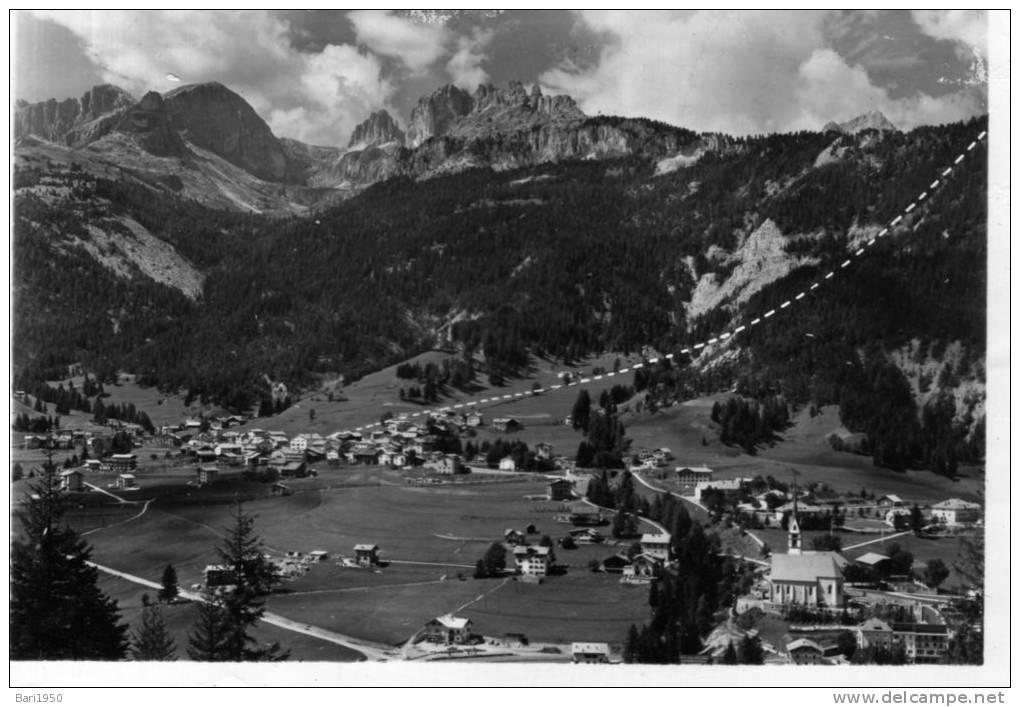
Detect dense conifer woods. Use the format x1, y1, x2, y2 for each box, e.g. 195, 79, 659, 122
13, 117, 987, 473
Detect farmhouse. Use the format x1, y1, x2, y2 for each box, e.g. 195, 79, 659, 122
568, 528, 604, 544
492, 417, 522, 433
423, 615, 472, 645
930, 498, 982, 526
639, 533, 672, 562
59, 469, 84, 492
354, 544, 380, 567
534, 442, 554, 460
465, 412, 484, 427
855, 618, 895, 652
600, 553, 631, 574
498, 456, 517, 472
513, 544, 552, 577
547, 478, 574, 501
571, 642, 610, 663
877, 494, 905, 508
567, 503, 604, 526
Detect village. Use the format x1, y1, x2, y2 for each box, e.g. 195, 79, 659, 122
14, 389, 984, 665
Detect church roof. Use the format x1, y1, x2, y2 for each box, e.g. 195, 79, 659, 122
770, 552, 845, 583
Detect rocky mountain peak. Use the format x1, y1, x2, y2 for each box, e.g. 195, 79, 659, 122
823, 110, 898, 135
14, 83, 136, 145
348, 109, 405, 149
406, 84, 475, 148
162, 81, 289, 182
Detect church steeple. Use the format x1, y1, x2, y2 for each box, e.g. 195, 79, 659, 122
788, 473, 802, 555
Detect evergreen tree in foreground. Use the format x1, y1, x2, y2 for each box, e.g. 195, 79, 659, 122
10, 453, 128, 660
186, 503, 288, 661
131, 601, 177, 661
159, 564, 179, 603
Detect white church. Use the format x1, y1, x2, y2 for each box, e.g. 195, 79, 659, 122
768, 511, 847, 608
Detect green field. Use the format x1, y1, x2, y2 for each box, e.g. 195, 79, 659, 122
66, 469, 655, 652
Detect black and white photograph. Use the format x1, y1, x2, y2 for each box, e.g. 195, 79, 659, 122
8, 8, 1009, 695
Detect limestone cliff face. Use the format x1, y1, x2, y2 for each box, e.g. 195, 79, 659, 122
823, 111, 898, 135
405, 84, 475, 148
15, 84, 135, 145
348, 110, 405, 149
162, 82, 291, 182
112, 91, 188, 157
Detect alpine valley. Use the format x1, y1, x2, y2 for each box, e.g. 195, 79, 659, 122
13, 79, 987, 474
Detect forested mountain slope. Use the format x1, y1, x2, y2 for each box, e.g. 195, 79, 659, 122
12, 98, 987, 471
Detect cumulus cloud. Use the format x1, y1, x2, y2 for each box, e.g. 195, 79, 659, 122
542, 10, 986, 135
446, 28, 493, 90
912, 10, 987, 58
31, 10, 397, 146
348, 10, 448, 73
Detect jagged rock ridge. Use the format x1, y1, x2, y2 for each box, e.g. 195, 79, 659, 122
823, 110, 898, 135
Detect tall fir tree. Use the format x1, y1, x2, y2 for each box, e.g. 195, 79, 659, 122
130, 602, 177, 661
10, 452, 128, 660
187, 503, 288, 662
159, 564, 179, 603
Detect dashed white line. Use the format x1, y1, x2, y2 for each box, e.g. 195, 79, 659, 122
840, 259, 851, 268
618, 368, 630, 374
693, 342, 705, 349
780, 300, 791, 309
917, 192, 928, 201
593, 375, 603, 380
930, 180, 940, 190
891, 215, 902, 226
905, 203, 915, 213
734, 325, 745, 333
764, 310, 775, 318
824, 271, 834, 279
855, 248, 865, 256
878, 228, 888, 237
954, 154, 964, 164
795, 292, 806, 300
648, 357, 659, 364
967, 141, 977, 151
751, 318, 761, 325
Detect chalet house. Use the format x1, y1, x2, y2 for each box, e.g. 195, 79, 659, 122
877, 494, 905, 508
853, 552, 889, 573
204, 565, 236, 588
930, 498, 982, 526
513, 544, 552, 577
268, 431, 289, 448
568, 503, 604, 527
108, 453, 137, 474
379, 449, 407, 468
354, 544, 380, 567
786, 638, 833, 665
856, 618, 895, 652
465, 412, 484, 427
290, 435, 309, 452
639, 533, 672, 562
600, 553, 631, 573
885, 507, 913, 525
116, 473, 138, 490
59, 469, 84, 492
629, 553, 661, 578
535, 442, 554, 460
429, 454, 465, 475
423, 615, 472, 645
278, 461, 307, 478
84, 459, 102, 472
215, 443, 243, 458
197, 466, 218, 485
326, 450, 340, 466
498, 456, 517, 472
492, 417, 522, 433
568, 528, 604, 544
571, 642, 610, 664
548, 478, 574, 501
652, 448, 673, 463
349, 445, 381, 465
504, 529, 526, 546
675, 465, 713, 486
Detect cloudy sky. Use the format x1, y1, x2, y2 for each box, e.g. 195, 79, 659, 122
13, 10, 988, 147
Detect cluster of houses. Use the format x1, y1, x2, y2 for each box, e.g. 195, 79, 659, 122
158, 412, 555, 480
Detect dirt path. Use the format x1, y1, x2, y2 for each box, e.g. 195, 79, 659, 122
843, 530, 912, 551
89, 561, 399, 661
82, 499, 152, 537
